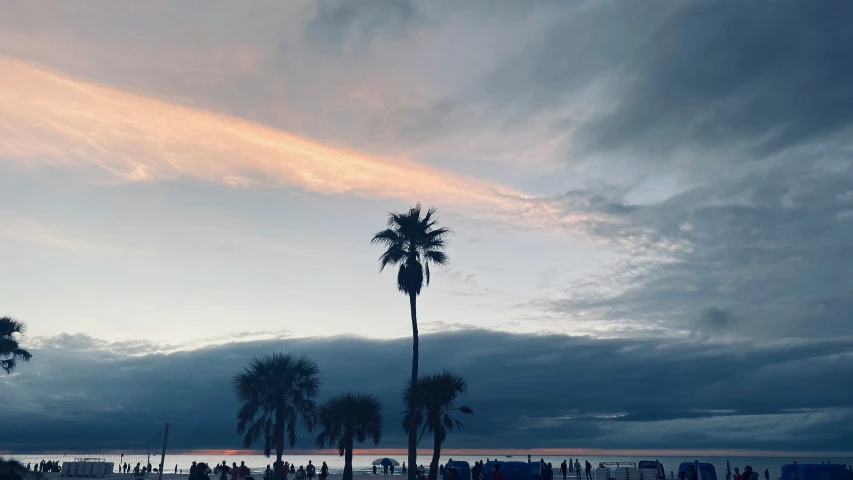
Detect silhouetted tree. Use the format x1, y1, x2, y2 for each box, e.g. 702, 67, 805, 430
315, 393, 383, 480
404, 371, 473, 480
372, 204, 450, 480
234, 352, 320, 480
1, 317, 32, 374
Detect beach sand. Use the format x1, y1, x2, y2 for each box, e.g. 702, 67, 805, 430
44, 473, 378, 480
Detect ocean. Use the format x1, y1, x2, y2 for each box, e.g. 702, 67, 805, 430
5, 454, 852, 478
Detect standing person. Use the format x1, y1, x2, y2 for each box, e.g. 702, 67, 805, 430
763, 471, 769, 480
231, 463, 240, 480
306, 462, 315, 480
385, 464, 389, 476
472, 462, 481, 480
574, 461, 581, 480
373, 466, 378, 475
585, 462, 591, 480
402, 465, 407, 476
733, 468, 742, 480
321, 463, 328, 480
492, 464, 504, 480
561, 462, 568, 480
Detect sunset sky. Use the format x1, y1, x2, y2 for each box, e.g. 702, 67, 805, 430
2, 1, 852, 453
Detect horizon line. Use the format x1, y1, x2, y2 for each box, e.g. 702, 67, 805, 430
166, 448, 853, 458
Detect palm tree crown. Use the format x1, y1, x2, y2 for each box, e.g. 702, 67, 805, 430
1, 316, 32, 374
404, 371, 473, 444
315, 393, 383, 454
315, 393, 383, 480
404, 371, 473, 480
371, 204, 451, 296
233, 352, 320, 464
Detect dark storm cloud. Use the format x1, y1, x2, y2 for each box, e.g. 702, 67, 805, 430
577, 1, 853, 160
2, 331, 852, 452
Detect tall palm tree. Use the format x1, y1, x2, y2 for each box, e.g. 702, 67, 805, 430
315, 393, 383, 480
234, 352, 320, 480
404, 371, 473, 480
371, 204, 451, 480
1, 316, 32, 374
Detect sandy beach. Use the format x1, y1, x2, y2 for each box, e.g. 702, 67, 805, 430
43, 473, 382, 480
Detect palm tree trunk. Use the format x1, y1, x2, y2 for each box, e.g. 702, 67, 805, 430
343, 435, 354, 480
274, 410, 284, 480
407, 292, 419, 480
427, 429, 442, 480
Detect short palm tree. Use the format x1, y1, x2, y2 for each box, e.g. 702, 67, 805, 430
404, 371, 473, 480
315, 393, 383, 480
234, 352, 320, 480
1, 316, 32, 374
371, 204, 450, 480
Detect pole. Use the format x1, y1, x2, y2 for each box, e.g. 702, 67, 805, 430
159, 423, 170, 480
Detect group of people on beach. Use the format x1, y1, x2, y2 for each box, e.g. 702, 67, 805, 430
178, 460, 330, 480
25, 461, 60, 473
118, 461, 153, 476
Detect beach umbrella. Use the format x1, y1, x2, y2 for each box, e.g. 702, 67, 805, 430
373, 459, 401, 467
695, 461, 702, 480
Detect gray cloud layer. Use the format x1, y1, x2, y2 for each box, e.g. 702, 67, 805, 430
2, 331, 852, 452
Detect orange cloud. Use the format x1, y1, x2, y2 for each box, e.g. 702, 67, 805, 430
0, 56, 585, 229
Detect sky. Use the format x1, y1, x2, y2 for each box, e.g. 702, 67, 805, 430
1, 0, 853, 454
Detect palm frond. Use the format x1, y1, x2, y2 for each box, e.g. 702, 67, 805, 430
0, 317, 26, 337
1, 317, 31, 374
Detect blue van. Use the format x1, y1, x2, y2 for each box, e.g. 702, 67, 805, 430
677, 463, 718, 480
443, 461, 472, 480
780, 464, 848, 480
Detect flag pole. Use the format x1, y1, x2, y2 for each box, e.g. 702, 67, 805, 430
158, 423, 170, 480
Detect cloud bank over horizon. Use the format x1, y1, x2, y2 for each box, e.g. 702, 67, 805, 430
2, 331, 853, 452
